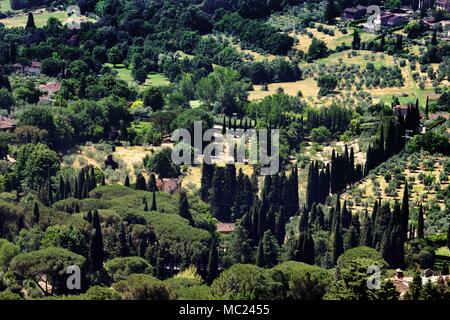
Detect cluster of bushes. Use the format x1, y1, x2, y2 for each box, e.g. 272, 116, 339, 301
215, 13, 294, 55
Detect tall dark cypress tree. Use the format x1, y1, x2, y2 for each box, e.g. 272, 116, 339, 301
136, 173, 147, 191
25, 12, 36, 30
417, 204, 424, 239
89, 166, 96, 191
144, 198, 149, 211
361, 210, 374, 247
57, 176, 65, 201
274, 212, 285, 246
124, 175, 130, 187
401, 181, 409, 240
222, 116, 226, 134
341, 200, 351, 229
345, 226, 359, 251
33, 202, 40, 225
447, 223, 450, 250
151, 189, 157, 211
207, 239, 219, 284
179, 191, 193, 225
297, 229, 315, 265
256, 239, 265, 268
266, 207, 276, 234
90, 210, 105, 271
324, 0, 335, 23
210, 167, 228, 221
200, 161, 214, 202
332, 211, 343, 264
118, 223, 130, 257
290, 164, 300, 216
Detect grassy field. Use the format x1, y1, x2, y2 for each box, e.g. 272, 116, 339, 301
0, 0, 11, 11
0, 11, 67, 28
290, 25, 377, 52
105, 63, 171, 88
342, 155, 448, 213
436, 247, 450, 257
248, 78, 318, 101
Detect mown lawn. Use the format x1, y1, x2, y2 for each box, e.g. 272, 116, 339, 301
0, 11, 67, 28
436, 247, 450, 257
0, 0, 11, 11
105, 63, 171, 88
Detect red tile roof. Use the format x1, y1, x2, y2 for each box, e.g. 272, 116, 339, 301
0, 116, 16, 130
216, 222, 235, 233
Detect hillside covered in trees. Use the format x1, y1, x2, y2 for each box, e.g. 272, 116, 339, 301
0, 0, 449, 302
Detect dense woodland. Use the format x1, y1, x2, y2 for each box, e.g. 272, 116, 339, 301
0, 0, 449, 301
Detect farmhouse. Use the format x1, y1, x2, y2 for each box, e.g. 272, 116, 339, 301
436, 0, 450, 11
0, 116, 16, 132
38, 81, 61, 101
342, 5, 367, 20
156, 177, 182, 194
13, 62, 42, 76
216, 222, 235, 234
363, 10, 409, 33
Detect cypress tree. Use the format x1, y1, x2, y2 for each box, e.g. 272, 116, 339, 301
417, 204, 424, 239
345, 225, 359, 251
324, 0, 335, 24
82, 177, 89, 199
380, 228, 393, 267
90, 210, 105, 271
256, 239, 265, 268
210, 167, 228, 221
447, 223, 450, 250
33, 202, 40, 225
266, 207, 276, 234
9, 41, 17, 64
207, 239, 219, 284
274, 212, 285, 246
341, 200, 351, 229
85, 210, 93, 224
442, 263, 449, 275
332, 211, 343, 264
179, 191, 193, 224
118, 223, 130, 257
101, 175, 106, 186
136, 173, 147, 191
57, 176, 65, 201
379, 34, 385, 51
401, 181, 409, 240
156, 249, 165, 279
395, 34, 403, 52
124, 175, 130, 187
298, 229, 315, 265
222, 116, 226, 134
352, 29, 361, 50
315, 206, 325, 228
144, 198, 148, 211
148, 173, 156, 192
299, 207, 309, 233
361, 210, 374, 247
291, 164, 300, 216
151, 189, 157, 211
25, 12, 36, 30
89, 166, 96, 191
425, 96, 429, 119
200, 162, 214, 202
